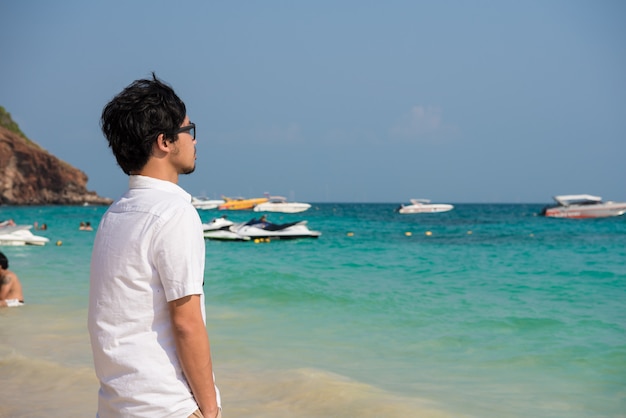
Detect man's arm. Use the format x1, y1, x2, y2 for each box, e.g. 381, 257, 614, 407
0, 272, 14, 300
169, 295, 219, 418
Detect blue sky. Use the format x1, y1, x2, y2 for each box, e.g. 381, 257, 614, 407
1, 1, 624, 203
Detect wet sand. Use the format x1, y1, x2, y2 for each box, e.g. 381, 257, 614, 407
0, 304, 452, 418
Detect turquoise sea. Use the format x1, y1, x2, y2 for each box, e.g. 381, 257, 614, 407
1, 203, 625, 418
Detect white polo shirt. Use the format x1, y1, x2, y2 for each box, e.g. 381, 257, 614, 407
88, 175, 218, 418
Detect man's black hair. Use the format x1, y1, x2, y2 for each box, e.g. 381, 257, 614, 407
100, 72, 187, 175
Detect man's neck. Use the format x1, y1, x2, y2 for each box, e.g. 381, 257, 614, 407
133, 164, 178, 184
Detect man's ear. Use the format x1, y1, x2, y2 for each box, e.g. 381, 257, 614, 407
155, 133, 170, 153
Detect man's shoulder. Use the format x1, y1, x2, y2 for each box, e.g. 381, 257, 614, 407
113, 187, 193, 214
0, 270, 17, 284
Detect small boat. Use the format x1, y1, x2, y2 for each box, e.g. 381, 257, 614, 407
396, 199, 454, 214
218, 196, 268, 211
0, 225, 50, 246
202, 217, 250, 241
191, 196, 225, 210
253, 195, 311, 213
540, 194, 626, 219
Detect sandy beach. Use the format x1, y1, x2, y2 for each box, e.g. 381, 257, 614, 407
0, 304, 452, 418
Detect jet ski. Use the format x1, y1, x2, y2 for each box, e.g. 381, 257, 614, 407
203, 216, 321, 241
202, 216, 250, 241
0, 224, 50, 246
234, 217, 321, 240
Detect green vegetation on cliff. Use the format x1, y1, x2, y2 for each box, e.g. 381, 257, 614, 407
0, 106, 26, 137
0, 106, 41, 148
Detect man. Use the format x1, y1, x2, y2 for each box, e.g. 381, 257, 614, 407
88, 74, 221, 418
0, 251, 24, 307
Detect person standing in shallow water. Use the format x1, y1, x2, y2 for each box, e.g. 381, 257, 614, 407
87, 73, 221, 418
0, 251, 25, 307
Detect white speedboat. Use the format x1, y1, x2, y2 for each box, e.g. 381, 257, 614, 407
235, 218, 321, 240
0, 225, 50, 246
202, 216, 250, 241
540, 194, 626, 219
192, 197, 225, 210
397, 199, 454, 214
253, 196, 311, 213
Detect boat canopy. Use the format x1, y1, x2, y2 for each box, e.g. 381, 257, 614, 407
267, 196, 287, 203
554, 194, 602, 206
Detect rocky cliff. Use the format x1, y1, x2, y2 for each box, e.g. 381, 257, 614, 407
0, 108, 112, 206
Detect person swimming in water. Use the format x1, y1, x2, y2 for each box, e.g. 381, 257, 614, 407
0, 251, 24, 307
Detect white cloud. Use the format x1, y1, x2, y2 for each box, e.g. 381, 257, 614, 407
256, 123, 304, 144
389, 105, 455, 141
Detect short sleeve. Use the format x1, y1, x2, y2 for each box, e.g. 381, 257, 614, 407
152, 203, 205, 301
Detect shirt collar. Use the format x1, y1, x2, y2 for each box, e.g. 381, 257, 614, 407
128, 175, 191, 203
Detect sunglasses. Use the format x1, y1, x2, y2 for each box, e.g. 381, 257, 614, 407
171, 122, 196, 140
